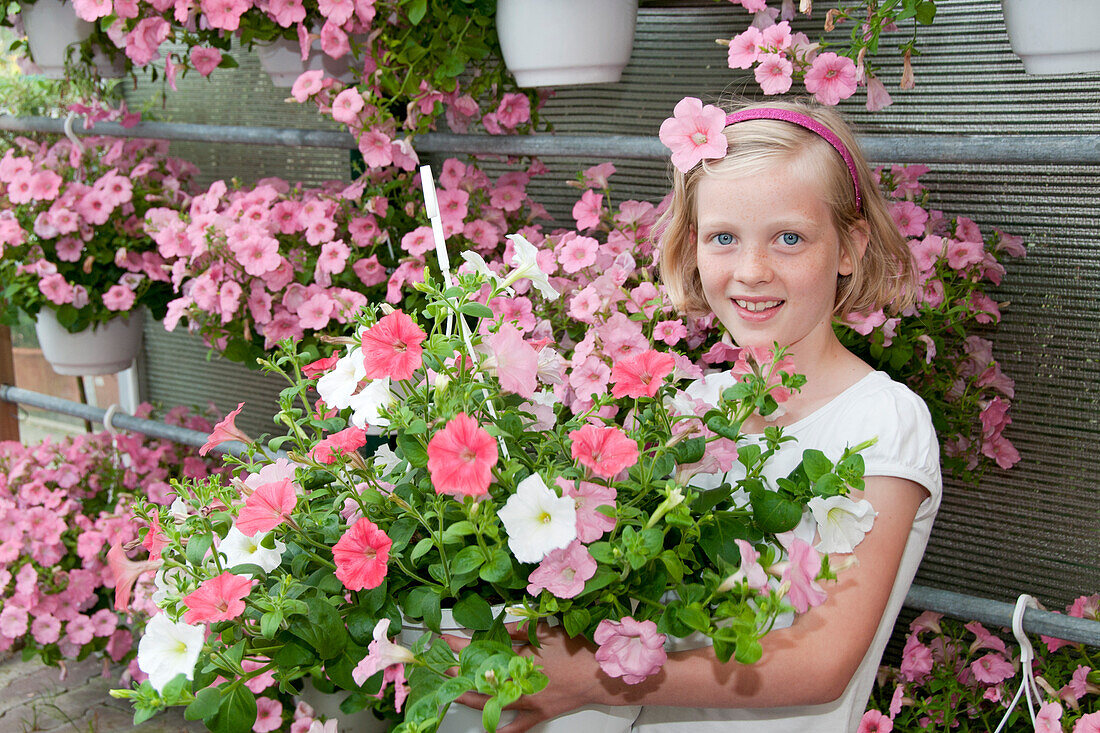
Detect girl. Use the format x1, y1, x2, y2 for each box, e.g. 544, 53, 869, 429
462, 99, 942, 732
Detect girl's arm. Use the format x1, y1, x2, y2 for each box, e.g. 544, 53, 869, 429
459, 475, 928, 732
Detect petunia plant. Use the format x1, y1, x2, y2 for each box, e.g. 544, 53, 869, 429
0, 132, 196, 332
110, 226, 875, 732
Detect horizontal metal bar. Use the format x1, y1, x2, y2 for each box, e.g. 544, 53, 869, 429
905, 585, 1100, 647
3, 115, 1099, 165
0, 384, 248, 458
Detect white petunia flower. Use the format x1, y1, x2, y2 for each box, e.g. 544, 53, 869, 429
808, 495, 877, 554
497, 473, 577, 563
317, 346, 366, 410
220, 525, 286, 575
372, 444, 401, 475
348, 376, 393, 428
506, 234, 559, 301
137, 612, 205, 692
459, 250, 502, 286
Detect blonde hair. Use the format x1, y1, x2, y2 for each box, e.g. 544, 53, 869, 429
657, 99, 915, 320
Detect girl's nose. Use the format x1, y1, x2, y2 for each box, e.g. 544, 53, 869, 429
735, 247, 773, 285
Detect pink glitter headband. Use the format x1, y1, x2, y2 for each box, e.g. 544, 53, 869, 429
724, 108, 863, 212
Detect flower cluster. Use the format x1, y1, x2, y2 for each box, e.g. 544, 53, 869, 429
147, 157, 548, 365
0, 405, 227, 673
112, 235, 868, 732
718, 0, 938, 111
68, 0, 542, 166
864, 596, 1099, 732
836, 164, 1024, 482
0, 134, 196, 330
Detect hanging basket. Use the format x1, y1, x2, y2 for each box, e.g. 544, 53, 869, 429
35, 308, 145, 376
19, 0, 124, 78
1001, 0, 1100, 74
400, 608, 640, 733
256, 36, 355, 87
496, 0, 638, 87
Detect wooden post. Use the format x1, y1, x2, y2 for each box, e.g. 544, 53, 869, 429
0, 324, 19, 442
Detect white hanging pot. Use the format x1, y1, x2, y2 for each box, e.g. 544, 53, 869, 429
496, 0, 638, 87
256, 36, 355, 87
18, 0, 123, 78
1001, 0, 1100, 74
296, 676, 390, 732
400, 608, 639, 733
35, 308, 144, 376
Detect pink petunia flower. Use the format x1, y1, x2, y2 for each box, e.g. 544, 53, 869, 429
658, 97, 729, 173
331, 88, 365, 125
727, 26, 764, 69
754, 53, 794, 96
558, 234, 599, 274
572, 189, 604, 230
106, 544, 162, 611
1074, 712, 1100, 733
189, 46, 222, 76
360, 310, 427, 381
103, 284, 136, 311
252, 697, 283, 733
560, 478, 617, 542
569, 424, 639, 479
310, 426, 368, 464
236, 479, 297, 537
857, 710, 894, 733
610, 349, 676, 399
970, 652, 1015, 684
199, 402, 251, 455
593, 617, 667, 684
804, 52, 858, 106
486, 323, 539, 398
778, 536, 826, 613
290, 70, 325, 103
426, 413, 498, 497
332, 518, 392, 591
182, 572, 254, 625
526, 540, 597, 599
1036, 702, 1063, 733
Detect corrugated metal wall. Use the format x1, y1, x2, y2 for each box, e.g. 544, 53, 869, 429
132, 0, 1099, 619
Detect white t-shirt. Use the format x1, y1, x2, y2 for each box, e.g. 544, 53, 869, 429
629, 369, 942, 733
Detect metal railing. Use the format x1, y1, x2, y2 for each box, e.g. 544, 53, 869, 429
3, 115, 1100, 165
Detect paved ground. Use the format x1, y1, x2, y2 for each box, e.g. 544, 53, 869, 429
0, 652, 205, 733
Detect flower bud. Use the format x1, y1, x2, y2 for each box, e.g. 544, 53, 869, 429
824, 8, 840, 31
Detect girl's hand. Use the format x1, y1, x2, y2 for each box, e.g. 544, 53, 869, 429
444, 624, 635, 733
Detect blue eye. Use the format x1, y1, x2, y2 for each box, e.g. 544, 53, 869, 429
780, 232, 802, 246
714, 233, 734, 246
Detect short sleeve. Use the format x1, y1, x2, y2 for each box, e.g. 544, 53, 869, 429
838, 377, 942, 521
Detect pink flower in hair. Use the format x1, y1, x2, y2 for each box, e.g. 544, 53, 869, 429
658, 97, 729, 173
804, 52, 857, 106
755, 53, 794, 96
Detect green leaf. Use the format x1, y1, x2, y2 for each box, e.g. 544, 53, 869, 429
208, 684, 256, 733
451, 545, 486, 575
749, 486, 803, 534
411, 536, 435, 561
407, 0, 427, 24
563, 607, 591, 637
259, 610, 282, 639
443, 520, 476, 542
812, 473, 844, 497
396, 433, 429, 468
705, 415, 741, 441
388, 516, 418, 553
186, 533, 213, 566
289, 597, 348, 659
801, 449, 833, 482
184, 687, 221, 722
699, 512, 759, 565
915, 0, 936, 24
479, 547, 512, 583
452, 593, 493, 630
459, 301, 494, 319
673, 436, 706, 465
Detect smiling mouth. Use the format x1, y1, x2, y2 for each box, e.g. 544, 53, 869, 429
734, 299, 783, 312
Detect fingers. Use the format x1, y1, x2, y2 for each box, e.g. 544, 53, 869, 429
440, 632, 471, 654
